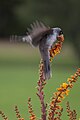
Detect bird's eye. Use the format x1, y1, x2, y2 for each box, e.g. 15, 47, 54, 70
59, 30, 63, 35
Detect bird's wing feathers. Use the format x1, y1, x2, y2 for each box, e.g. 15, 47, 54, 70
27, 21, 52, 46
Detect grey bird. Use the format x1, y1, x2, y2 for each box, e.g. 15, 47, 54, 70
22, 21, 63, 80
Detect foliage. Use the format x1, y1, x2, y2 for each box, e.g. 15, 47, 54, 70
0, 0, 25, 36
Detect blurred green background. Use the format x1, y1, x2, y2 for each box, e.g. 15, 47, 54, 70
0, 0, 80, 119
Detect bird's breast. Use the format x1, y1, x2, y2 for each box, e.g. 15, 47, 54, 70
46, 34, 57, 47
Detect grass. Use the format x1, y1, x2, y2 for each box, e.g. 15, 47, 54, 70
0, 42, 79, 120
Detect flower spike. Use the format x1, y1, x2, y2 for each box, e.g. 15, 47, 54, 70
14, 106, 24, 120
0, 111, 8, 120
28, 98, 36, 120
48, 68, 80, 120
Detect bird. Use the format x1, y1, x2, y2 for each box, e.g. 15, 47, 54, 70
22, 21, 64, 80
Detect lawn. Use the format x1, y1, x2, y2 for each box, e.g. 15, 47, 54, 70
0, 42, 79, 120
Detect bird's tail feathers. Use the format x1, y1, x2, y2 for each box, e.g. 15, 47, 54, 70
44, 70, 52, 80
43, 60, 52, 80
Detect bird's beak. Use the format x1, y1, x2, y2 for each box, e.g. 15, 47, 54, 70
57, 34, 64, 42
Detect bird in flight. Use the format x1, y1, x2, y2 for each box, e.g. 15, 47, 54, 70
12, 21, 64, 80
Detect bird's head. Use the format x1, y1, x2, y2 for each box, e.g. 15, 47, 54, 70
52, 27, 64, 42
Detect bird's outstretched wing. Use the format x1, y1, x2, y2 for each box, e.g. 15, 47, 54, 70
24, 21, 52, 46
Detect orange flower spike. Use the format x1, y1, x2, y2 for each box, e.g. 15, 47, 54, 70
54, 49, 59, 55
61, 83, 68, 89
18, 118, 24, 120
57, 97, 62, 103
0, 111, 8, 120
49, 34, 64, 62
49, 49, 54, 57
57, 83, 68, 92
60, 94, 65, 99
57, 87, 62, 91
67, 78, 71, 82
21, 119, 24, 120
59, 94, 64, 99
76, 68, 80, 75
67, 68, 80, 85
28, 98, 36, 120
30, 114, 36, 120
50, 103, 54, 108
65, 89, 70, 96
54, 92, 60, 96
55, 105, 62, 110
